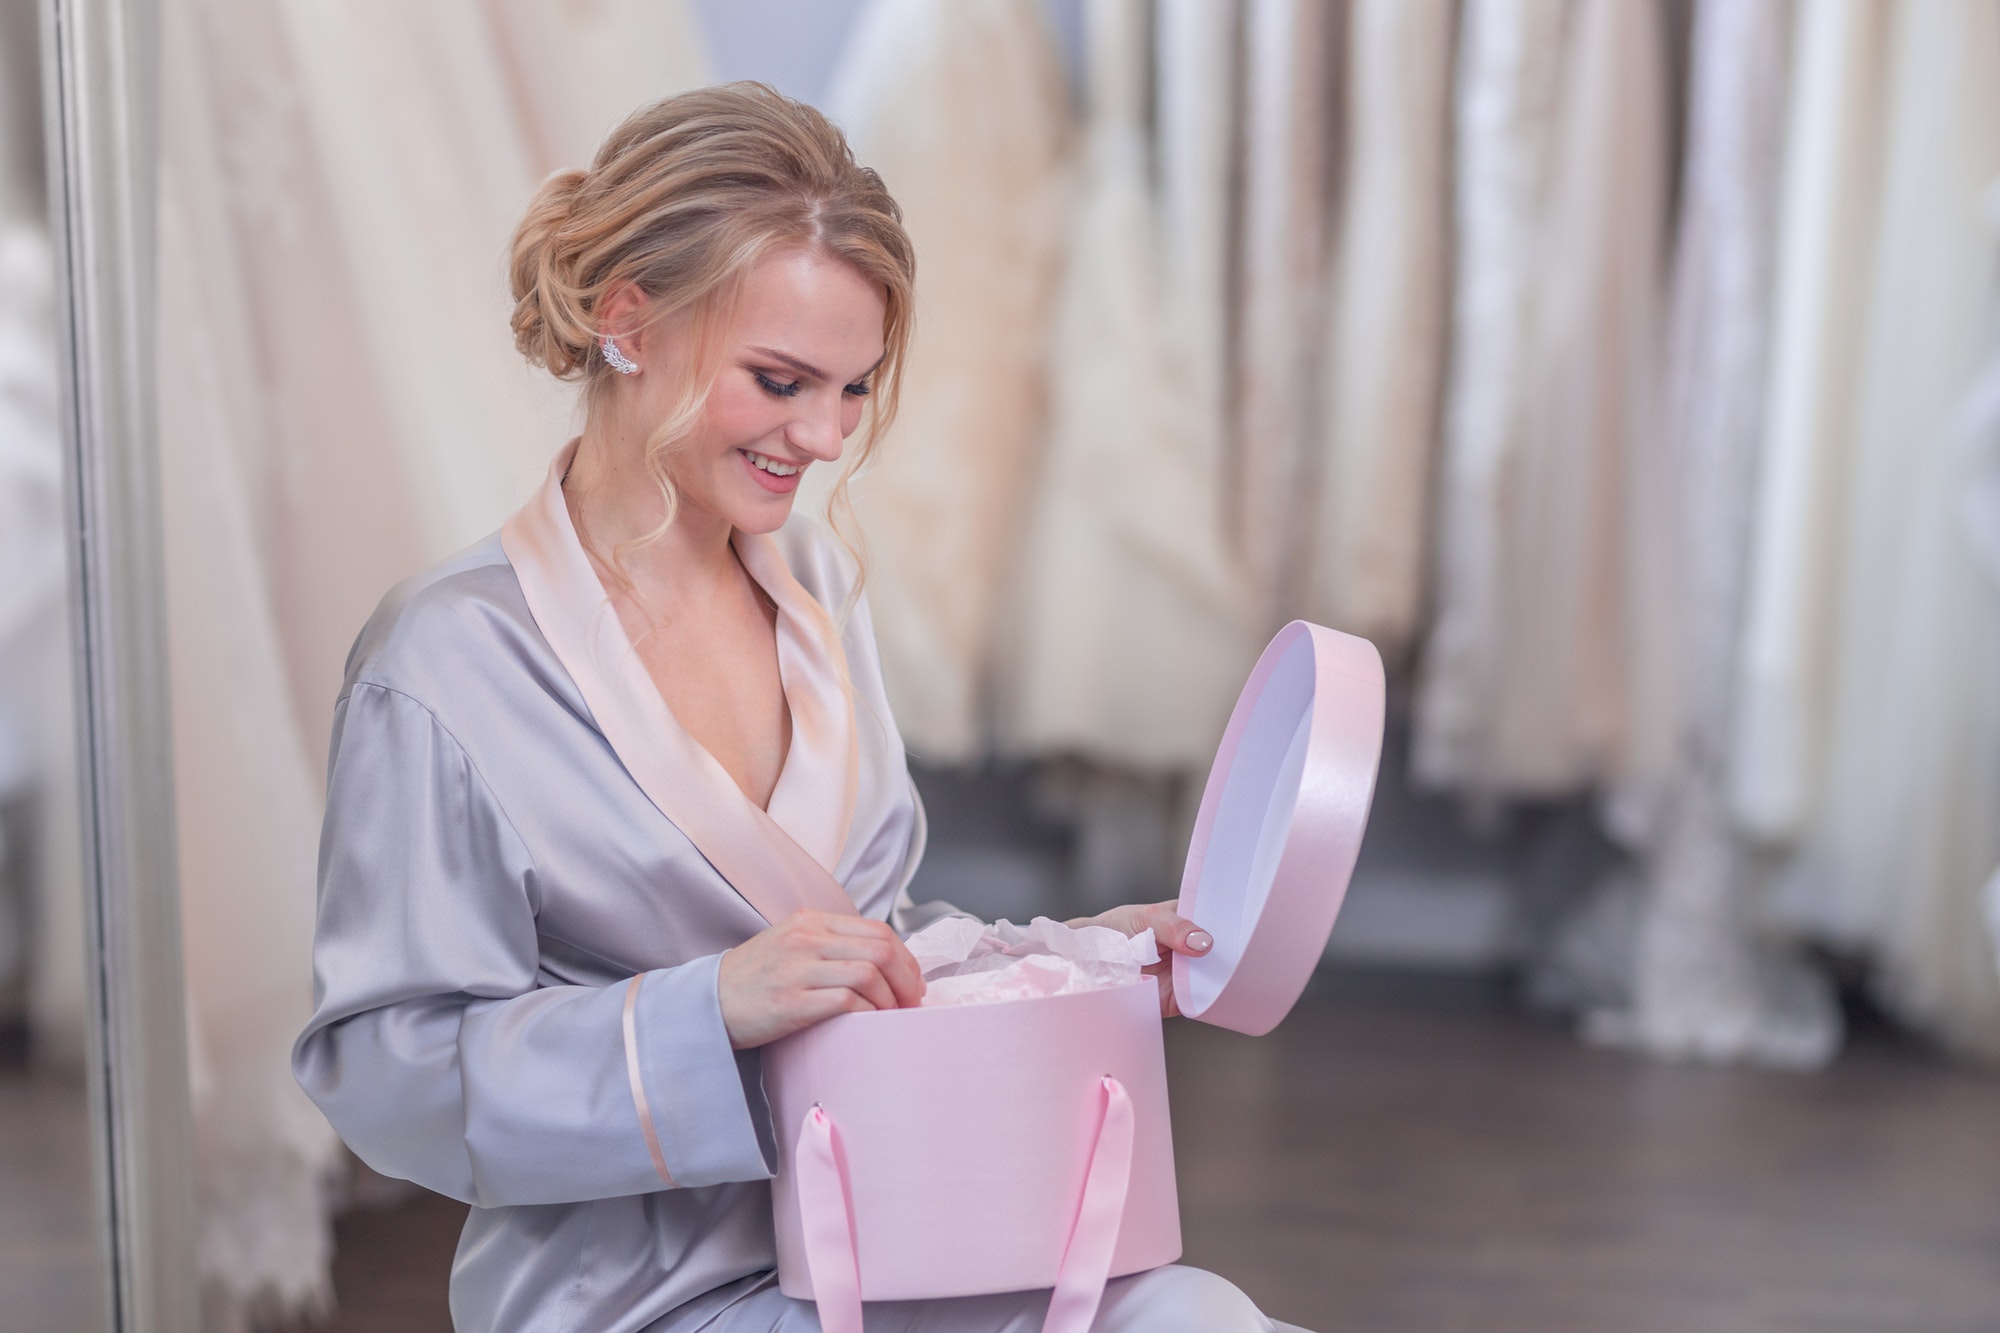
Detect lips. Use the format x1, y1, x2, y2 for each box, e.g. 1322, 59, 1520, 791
741, 449, 804, 494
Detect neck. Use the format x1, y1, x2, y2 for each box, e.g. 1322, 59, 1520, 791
565, 409, 735, 602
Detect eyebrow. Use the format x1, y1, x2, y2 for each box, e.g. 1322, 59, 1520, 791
750, 346, 886, 383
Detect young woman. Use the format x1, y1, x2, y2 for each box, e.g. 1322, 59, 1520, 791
294, 83, 1303, 1332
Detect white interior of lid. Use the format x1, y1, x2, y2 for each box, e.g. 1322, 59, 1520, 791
1183, 635, 1316, 1014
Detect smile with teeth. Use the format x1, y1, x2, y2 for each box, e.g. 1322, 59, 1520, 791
743, 450, 803, 477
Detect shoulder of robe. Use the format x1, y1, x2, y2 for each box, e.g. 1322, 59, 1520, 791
769, 511, 861, 614
340, 532, 537, 706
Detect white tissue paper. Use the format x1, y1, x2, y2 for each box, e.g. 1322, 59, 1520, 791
904, 916, 1159, 1008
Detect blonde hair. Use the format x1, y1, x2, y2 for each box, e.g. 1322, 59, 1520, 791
508, 82, 914, 598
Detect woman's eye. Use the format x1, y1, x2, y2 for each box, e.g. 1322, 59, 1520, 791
844, 381, 872, 398
753, 370, 802, 398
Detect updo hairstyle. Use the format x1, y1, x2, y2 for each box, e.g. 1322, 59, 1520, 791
508, 82, 915, 589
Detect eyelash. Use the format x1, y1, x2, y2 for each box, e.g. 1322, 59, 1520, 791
752, 370, 872, 399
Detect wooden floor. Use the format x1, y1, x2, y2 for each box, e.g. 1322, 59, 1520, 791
1171, 975, 2000, 1332
8, 973, 2000, 1332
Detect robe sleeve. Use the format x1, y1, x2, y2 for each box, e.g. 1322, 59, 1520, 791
291, 682, 775, 1208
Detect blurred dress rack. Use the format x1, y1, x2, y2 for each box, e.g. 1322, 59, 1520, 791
4, 0, 1997, 1328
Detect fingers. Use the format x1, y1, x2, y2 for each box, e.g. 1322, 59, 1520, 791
1089, 900, 1213, 961
803, 957, 903, 1014
882, 941, 926, 1009
1148, 907, 1214, 960
801, 914, 926, 1008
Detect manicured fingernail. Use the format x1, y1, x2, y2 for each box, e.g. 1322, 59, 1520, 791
1187, 930, 1213, 953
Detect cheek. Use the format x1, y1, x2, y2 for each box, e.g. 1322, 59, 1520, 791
841, 396, 867, 438
700, 381, 785, 449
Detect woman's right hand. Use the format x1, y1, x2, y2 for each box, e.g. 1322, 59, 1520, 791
717, 910, 926, 1049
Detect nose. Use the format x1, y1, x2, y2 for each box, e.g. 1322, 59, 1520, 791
786, 394, 846, 464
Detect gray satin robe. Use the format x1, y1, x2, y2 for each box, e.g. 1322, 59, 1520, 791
294, 446, 1298, 1333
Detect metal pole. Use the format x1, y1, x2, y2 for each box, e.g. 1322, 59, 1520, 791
40, 0, 200, 1328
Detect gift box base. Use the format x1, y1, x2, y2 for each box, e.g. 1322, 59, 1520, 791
766, 979, 1182, 1302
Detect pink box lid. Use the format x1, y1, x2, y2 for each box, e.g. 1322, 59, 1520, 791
1171, 621, 1386, 1035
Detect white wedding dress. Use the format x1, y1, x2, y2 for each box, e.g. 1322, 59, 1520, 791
158, 0, 710, 1323
1962, 298, 2000, 998
1416, 0, 1567, 797
999, 0, 1258, 771
1728, 0, 1891, 846
1766, 0, 2000, 1056
821, 0, 1072, 763
0, 0, 88, 1072
0, 219, 89, 1066
1155, 0, 1239, 539
1611, 0, 1842, 1070
1230, 0, 1333, 617
1306, 0, 1454, 660
1416, 0, 1672, 805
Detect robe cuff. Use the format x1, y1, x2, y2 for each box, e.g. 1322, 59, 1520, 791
623, 955, 776, 1189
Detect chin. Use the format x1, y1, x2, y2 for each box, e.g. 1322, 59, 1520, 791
724, 489, 802, 536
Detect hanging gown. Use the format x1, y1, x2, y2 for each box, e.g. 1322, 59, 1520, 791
1728, 0, 1891, 844
156, 92, 344, 1323
1000, 0, 1258, 771
159, 0, 710, 1322
294, 444, 1295, 1333
1769, 0, 2000, 1056
1867, 271, 2000, 1059
1962, 285, 2000, 997
1231, 0, 1333, 616
0, 225, 62, 825
0, 1, 88, 1068
821, 0, 1072, 763
1615, 0, 1841, 1070
1414, 0, 1565, 793
251, 0, 712, 740
483, 0, 713, 172
1307, 0, 1455, 659
0, 219, 88, 1069
1416, 0, 1673, 804
1155, 0, 1240, 526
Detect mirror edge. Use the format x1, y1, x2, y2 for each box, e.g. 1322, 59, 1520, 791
40, 0, 200, 1329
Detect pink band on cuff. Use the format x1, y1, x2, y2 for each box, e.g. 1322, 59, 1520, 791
622, 974, 677, 1188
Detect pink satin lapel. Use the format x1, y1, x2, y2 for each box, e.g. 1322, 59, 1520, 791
499, 443, 858, 924
733, 529, 860, 875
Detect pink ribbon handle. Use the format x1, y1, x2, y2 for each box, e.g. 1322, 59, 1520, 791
1042, 1076, 1135, 1333
795, 1105, 864, 1333
792, 1077, 1136, 1333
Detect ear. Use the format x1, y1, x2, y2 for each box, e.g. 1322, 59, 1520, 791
596, 282, 650, 356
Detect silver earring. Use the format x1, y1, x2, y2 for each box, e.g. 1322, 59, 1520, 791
601, 336, 640, 375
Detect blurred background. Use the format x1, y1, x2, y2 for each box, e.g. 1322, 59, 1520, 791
3, 0, 1999, 1330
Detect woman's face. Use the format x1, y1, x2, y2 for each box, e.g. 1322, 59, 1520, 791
629, 249, 887, 536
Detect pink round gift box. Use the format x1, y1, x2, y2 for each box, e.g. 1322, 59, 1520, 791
767, 621, 1386, 1310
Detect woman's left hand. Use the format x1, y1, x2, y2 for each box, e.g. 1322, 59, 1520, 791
1069, 900, 1212, 1018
